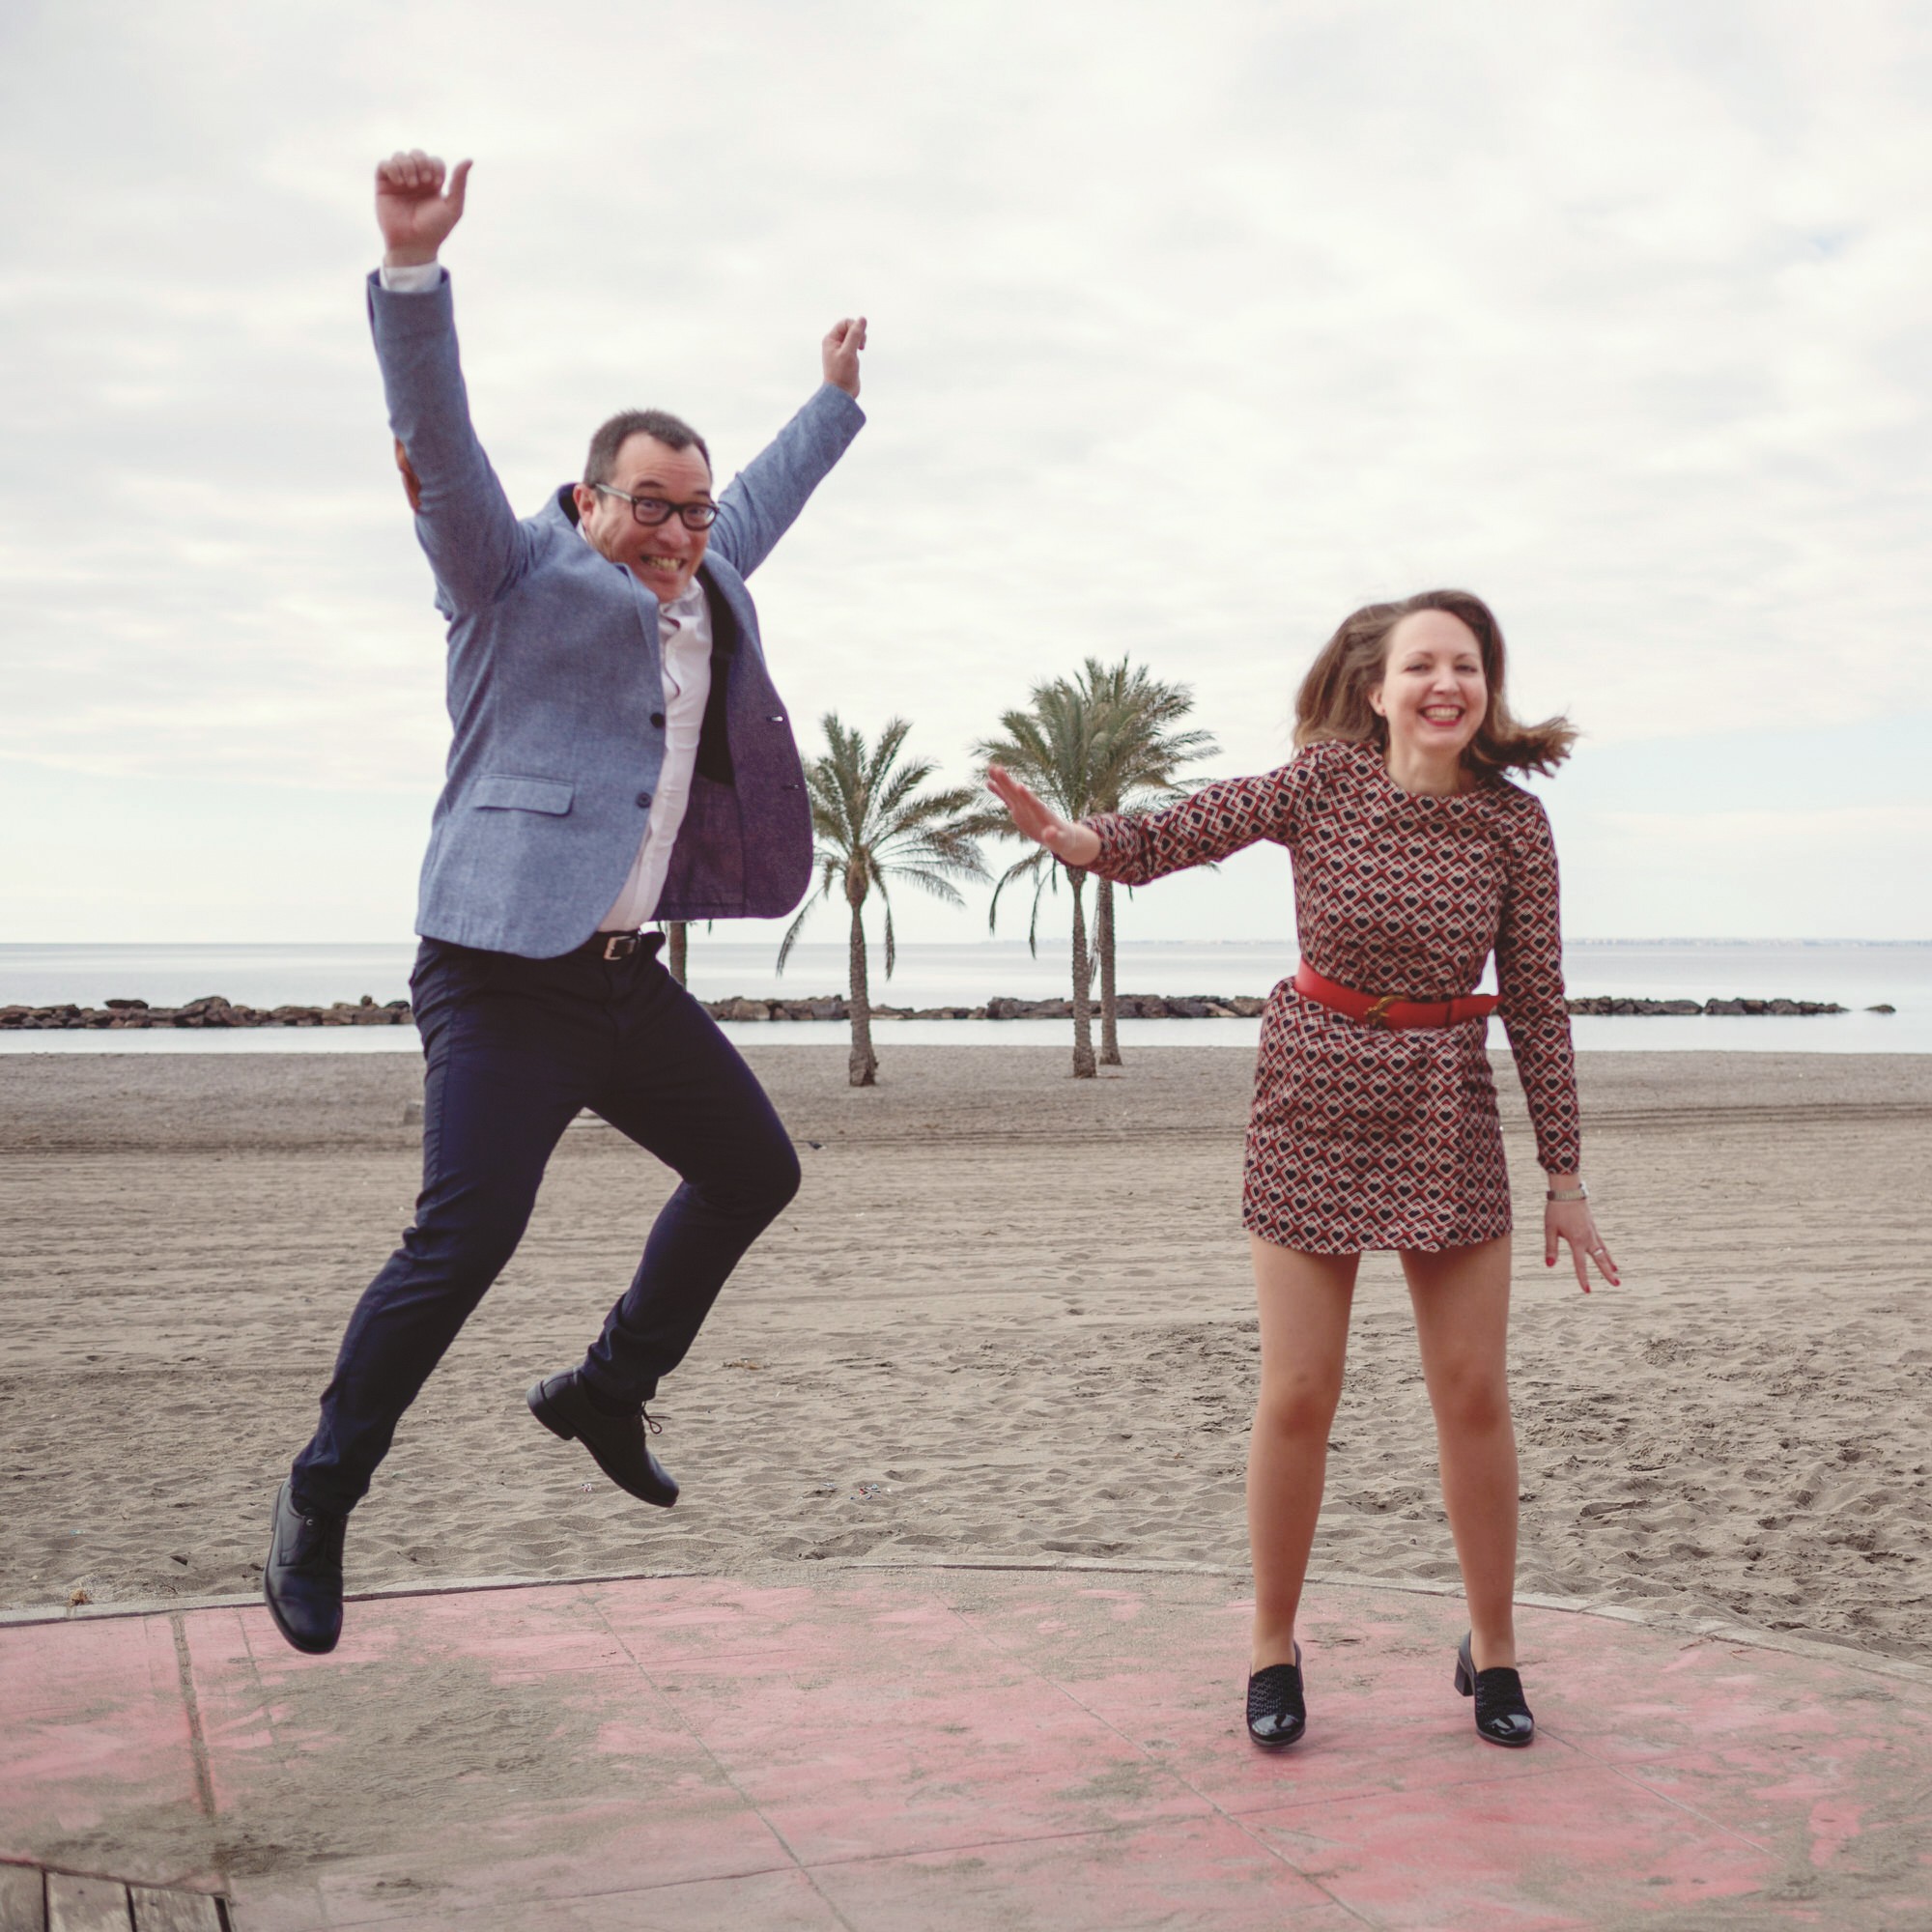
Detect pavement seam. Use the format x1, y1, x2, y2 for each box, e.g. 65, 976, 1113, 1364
14, 1565, 1927, 1690
169, 1611, 221, 1830
1594, 1752, 1779, 1859
579, 1582, 864, 1932
928, 1585, 1378, 1926
227, 1605, 325, 1929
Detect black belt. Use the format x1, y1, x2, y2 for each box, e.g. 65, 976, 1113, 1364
575, 929, 660, 962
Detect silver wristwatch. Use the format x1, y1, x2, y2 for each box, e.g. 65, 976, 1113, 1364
1546, 1180, 1589, 1204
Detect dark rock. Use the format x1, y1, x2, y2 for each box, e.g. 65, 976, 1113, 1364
1867, 1004, 1896, 1014
104, 998, 148, 1010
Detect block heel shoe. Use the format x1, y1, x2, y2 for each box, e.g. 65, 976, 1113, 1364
1454, 1632, 1534, 1747
1245, 1642, 1306, 1749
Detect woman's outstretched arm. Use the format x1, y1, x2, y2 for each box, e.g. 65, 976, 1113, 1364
988, 746, 1331, 886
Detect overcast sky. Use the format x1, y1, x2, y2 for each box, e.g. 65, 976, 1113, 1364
3, 0, 1928, 950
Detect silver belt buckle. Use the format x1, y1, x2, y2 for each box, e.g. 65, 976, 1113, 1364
601, 932, 639, 962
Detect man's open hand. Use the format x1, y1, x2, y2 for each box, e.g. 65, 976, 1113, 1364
376, 151, 471, 269
822, 317, 867, 398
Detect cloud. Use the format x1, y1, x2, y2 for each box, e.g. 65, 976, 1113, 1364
0, 0, 1928, 938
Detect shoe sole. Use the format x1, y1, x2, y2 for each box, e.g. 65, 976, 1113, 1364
526, 1380, 677, 1508
1246, 1725, 1305, 1750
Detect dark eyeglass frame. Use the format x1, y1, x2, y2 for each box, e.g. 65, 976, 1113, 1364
591, 483, 719, 530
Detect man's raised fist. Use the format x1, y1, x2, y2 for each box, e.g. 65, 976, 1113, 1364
375, 151, 471, 269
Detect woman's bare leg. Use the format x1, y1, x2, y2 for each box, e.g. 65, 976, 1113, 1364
1248, 1236, 1359, 1670
1403, 1236, 1518, 1669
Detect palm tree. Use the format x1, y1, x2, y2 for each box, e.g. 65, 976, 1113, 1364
976, 682, 1109, 1078
778, 714, 992, 1087
665, 923, 689, 985
1073, 659, 1218, 1066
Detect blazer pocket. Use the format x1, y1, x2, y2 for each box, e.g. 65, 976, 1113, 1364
471, 774, 574, 815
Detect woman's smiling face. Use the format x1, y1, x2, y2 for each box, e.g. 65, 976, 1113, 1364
1370, 610, 1489, 766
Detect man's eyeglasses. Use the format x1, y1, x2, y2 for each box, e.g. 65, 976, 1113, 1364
591, 484, 719, 530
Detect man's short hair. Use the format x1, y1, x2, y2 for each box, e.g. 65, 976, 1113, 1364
583, 409, 711, 487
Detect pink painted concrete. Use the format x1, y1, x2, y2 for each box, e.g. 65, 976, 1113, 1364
1, 1570, 1928, 1930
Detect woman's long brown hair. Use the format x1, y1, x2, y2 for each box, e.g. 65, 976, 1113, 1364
1293, 589, 1576, 777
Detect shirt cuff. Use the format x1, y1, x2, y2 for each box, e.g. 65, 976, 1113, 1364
377, 261, 443, 294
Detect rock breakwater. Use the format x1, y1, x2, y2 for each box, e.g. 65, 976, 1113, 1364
0, 989, 1876, 1030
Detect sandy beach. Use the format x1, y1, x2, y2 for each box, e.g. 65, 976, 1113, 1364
2, 1045, 1926, 1664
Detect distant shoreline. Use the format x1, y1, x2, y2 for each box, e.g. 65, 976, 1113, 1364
0, 989, 1892, 1032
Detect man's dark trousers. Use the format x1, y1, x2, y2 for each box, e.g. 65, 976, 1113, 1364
290, 933, 800, 1518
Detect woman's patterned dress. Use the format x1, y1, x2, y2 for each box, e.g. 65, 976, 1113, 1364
1087, 738, 1580, 1254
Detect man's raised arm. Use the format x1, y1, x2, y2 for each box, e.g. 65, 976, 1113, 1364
706, 317, 868, 581
367, 151, 527, 615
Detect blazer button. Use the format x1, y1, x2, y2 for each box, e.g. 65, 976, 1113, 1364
635, 790, 653, 808
650, 712, 666, 728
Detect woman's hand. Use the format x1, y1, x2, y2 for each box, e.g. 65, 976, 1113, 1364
987, 764, 1101, 868
1545, 1193, 1618, 1292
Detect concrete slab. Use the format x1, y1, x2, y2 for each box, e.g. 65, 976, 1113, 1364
1, 1568, 1927, 1931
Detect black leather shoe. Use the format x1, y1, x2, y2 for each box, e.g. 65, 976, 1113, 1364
527, 1370, 677, 1507
263, 1479, 345, 1655
1245, 1643, 1306, 1749
1455, 1632, 1534, 1747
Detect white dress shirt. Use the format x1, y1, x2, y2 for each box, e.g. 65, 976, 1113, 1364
596, 579, 712, 929
379, 259, 714, 932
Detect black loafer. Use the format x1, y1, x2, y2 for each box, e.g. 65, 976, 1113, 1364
527, 1370, 677, 1507
1454, 1632, 1534, 1747
263, 1479, 345, 1655
1245, 1643, 1306, 1749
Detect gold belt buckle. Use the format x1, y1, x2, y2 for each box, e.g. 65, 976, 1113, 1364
1363, 993, 1400, 1028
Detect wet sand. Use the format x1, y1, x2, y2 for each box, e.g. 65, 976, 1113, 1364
2, 1047, 1926, 1662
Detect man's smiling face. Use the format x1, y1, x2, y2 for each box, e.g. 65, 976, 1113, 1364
574, 433, 714, 601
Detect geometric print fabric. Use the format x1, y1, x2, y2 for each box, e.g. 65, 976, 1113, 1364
1088, 738, 1582, 1254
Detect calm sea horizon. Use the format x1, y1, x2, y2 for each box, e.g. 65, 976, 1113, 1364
1, 939, 1926, 1055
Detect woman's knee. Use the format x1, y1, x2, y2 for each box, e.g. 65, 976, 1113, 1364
1429, 1362, 1512, 1436
1256, 1371, 1344, 1442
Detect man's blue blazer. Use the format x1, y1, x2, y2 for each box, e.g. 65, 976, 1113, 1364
368, 270, 865, 957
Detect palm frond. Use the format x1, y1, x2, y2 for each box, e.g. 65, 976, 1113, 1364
783, 711, 997, 986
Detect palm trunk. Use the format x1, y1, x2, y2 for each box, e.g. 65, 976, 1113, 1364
1068, 867, 1095, 1079
1096, 876, 1121, 1066
666, 922, 688, 986
846, 891, 878, 1088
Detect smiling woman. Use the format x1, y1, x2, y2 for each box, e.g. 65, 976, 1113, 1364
987, 585, 1613, 1756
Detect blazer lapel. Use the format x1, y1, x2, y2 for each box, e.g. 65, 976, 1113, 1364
696, 565, 740, 785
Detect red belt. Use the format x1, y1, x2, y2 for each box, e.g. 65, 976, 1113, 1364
1293, 962, 1497, 1031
